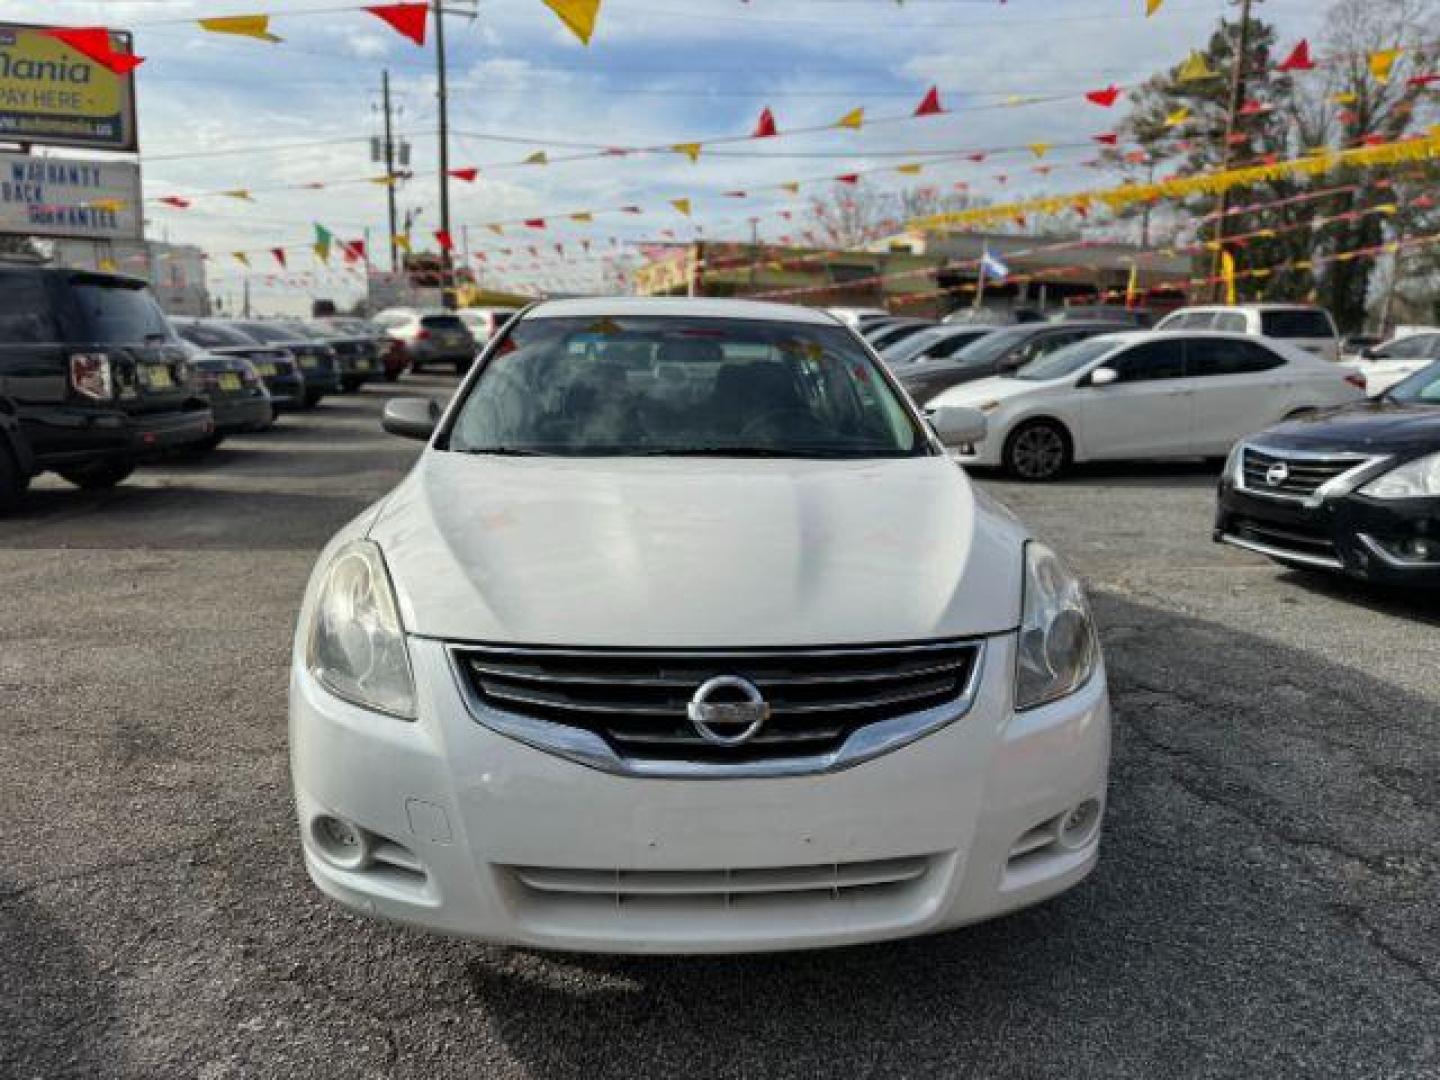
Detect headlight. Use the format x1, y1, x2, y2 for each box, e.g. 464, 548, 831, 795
1015, 541, 1098, 710
1223, 441, 1245, 485
1360, 452, 1440, 499
306, 540, 415, 718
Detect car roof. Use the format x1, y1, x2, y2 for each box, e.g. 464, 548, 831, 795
1165, 303, 1327, 314
524, 296, 841, 325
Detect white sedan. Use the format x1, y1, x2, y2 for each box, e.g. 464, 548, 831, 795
928, 331, 1366, 480
1349, 331, 1440, 396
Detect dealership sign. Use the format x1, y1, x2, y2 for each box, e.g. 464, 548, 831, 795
0, 152, 142, 240
0, 23, 138, 151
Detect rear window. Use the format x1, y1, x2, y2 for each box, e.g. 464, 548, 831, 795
1261, 310, 1335, 339
0, 270, 57, 342
177, 321, 252, 348
421, 315, 466, 331
70, 278, 172, 343
235, 322, 299, 344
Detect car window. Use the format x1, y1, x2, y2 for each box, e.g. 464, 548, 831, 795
1161, 312, 1210, 331
1214, 313, 1248, 333
1388, 363, 1440, 403
69, 278, 173, 342
880, 328, 946, 364
177, 321, 252, 348
446, 315, 927, 459
0, 271, 57, 342
421, 315, 467, 332
1018, 330, 1094, 365
928, 330, 991, 359
1185, 337, 1285, 377
1107, 341, 1187, 382
1378, 334, 1440, 359
1260, 310, 1335, 339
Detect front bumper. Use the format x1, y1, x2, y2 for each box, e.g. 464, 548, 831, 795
290, 634, 1110, 955
1216, 480, 1440, 586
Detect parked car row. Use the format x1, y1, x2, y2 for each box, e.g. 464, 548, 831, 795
0, 261, 502, 511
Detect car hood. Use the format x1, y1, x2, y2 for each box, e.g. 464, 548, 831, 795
367, 454, 1028, 646
927, 374, 1045, 410
1257, 400, 1440, 453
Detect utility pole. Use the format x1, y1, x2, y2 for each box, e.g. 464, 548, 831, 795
748, 217, 760, 293
433, 0, 454, 309
1211, 0, 1261, 301
381, 70, 400, 273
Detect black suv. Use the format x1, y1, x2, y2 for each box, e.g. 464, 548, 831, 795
0, 263, 214, 494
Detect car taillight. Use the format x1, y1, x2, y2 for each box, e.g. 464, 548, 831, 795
416, 328, 431, 341
1343, 372, 1367, 390
69, 352, 113, 400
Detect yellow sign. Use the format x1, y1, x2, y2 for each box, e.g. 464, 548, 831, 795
0, 23, 137, 150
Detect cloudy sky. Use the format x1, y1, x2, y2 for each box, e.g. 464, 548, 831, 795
2, 0, 1329, 311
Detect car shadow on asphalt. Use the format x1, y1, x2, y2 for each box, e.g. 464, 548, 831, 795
969, 459, 1223, 490
445, 591, 1439, 1079
1276, 567, 1440, 625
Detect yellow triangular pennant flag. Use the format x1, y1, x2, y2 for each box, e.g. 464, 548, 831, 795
233, 252, 250, 267
541, 0, 602, 45
98, 257, 118, 272
1369, 48, 1402, 84
1179, 51, 1217, 82
487, 224, 504, 235
780, 182, 800, 194
896, 163, 923, 175
1165, 106, 1190, 127
198, 15, 282, 43
394, 233, 411, 252
570, 211, 594, 223
523, 151, 548, 165
1332, 92, 1358, 105
1146, 0, 1163, 14
1028, 143, 1051, 159
369, 175, 396, 186
670, 198, 692, 216
224, 189, 253, 201
313, 242, 329, 264
836, 107, 864, 130
672, 142, 702, 163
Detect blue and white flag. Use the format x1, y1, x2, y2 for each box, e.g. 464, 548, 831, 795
979, 248, 1010, 282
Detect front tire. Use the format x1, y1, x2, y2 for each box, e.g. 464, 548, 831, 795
1003, 420, 1072, 481
303, 390, 325, 409
58, 459, 135, 490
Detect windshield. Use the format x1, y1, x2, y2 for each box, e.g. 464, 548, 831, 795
445, 315, 928, 458
1261, 309, 1334, 339
948, 326, 1034, 368
70, 278, 172, 342
235, 322, 300, 344
1387, 362, 1440, 404
1015, 338, 1120, 381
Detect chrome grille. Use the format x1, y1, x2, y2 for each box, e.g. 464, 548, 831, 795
1240, 446, 1370, 501
453, 641, 983, 768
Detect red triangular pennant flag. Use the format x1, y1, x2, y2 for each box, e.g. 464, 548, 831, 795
44, 27, 144, 74
723, 190, 747, 198
1407, 73, 1440, 88
1239, 99, 1269, 115
343, 239, 366, 263
159, 196, 191, 209
1277, 40, 1315, 72
1093, 132, 1119, 146
525, 218, 546, 229
836, 173, 860, 184
271, 248, 287, 268
448, 167, 479, 182
1085, 85, 1122, 108
752, 107, 778, 138
914, 86, 944, 117
967, 152, 987, 163
365, 4, 428, 46
435, 230, 454, 251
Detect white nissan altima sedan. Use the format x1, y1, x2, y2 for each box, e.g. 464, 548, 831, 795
927, 330, 1367, 481
289, 297, 1110, 955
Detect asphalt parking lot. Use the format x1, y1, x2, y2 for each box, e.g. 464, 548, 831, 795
3, 376, 1437, 1080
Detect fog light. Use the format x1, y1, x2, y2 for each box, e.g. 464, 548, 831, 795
311, 814, 371, 870
1404, 538, 1435, 561
1058, 799, 1102, 850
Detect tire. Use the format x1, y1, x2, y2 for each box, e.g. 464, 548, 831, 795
1002, 420, 1072, 481
0, 445, 26, 511
341, 377, 365, 394
58, 458, 135, 490
303, 390, 324, 409
383, 369, 401, 383
454, 359, 469, 375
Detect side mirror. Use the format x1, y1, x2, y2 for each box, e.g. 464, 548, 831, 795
1088, 367, 1119, 388
382, 397, 442, 441
928, 406, 988, 448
